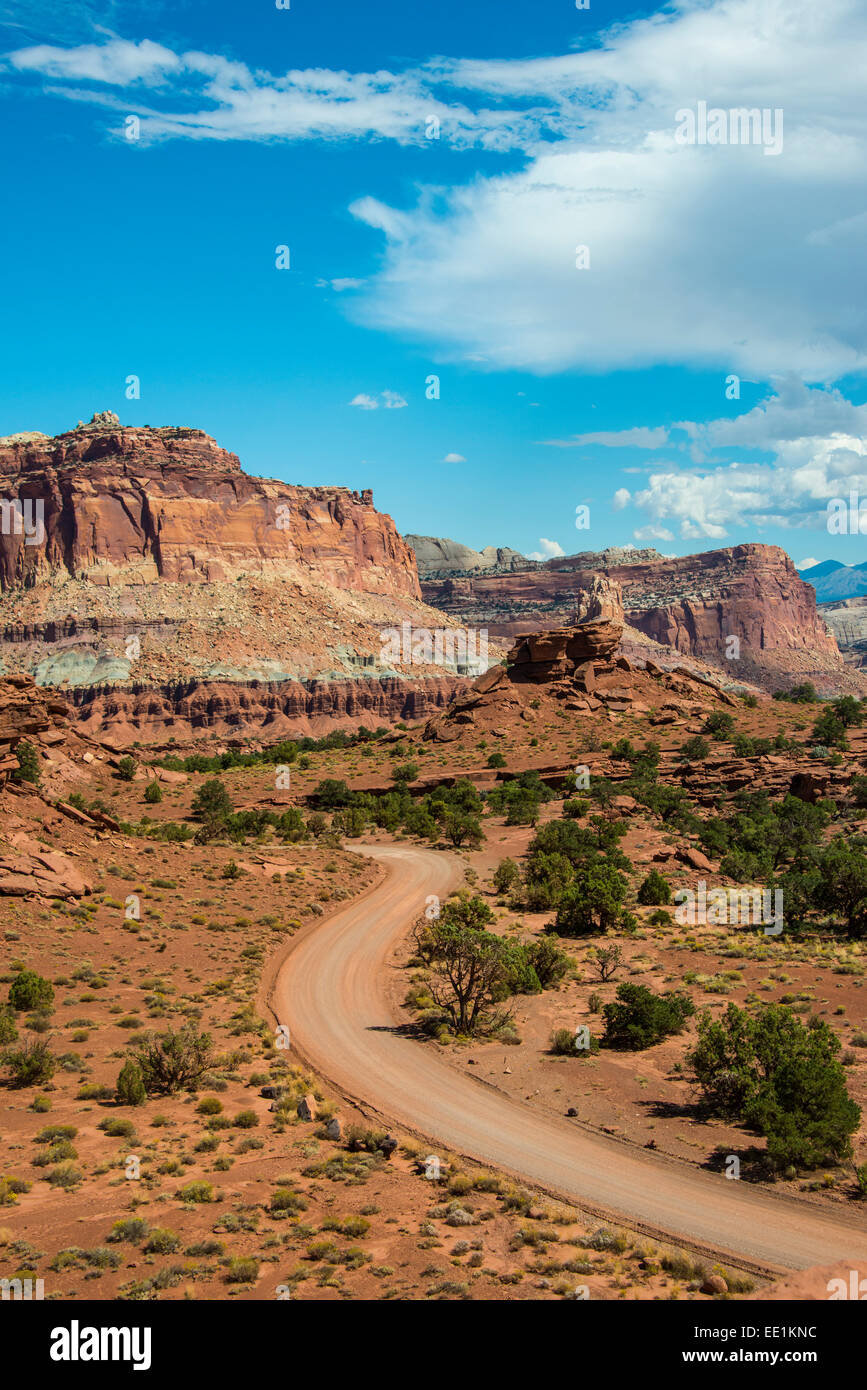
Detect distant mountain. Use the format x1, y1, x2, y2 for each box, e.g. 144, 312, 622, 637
405, 534, 528, 576
799, 560, 867, 601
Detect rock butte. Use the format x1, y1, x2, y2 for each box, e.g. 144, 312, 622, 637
0, 414, 486, 738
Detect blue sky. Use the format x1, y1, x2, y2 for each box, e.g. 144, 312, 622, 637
1, 0, 867, 568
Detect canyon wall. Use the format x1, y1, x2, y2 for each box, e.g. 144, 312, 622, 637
421, 543, 849, 691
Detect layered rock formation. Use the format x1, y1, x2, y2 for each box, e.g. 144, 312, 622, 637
0, 415, 489, 732
819, 597, 867, 669
421, 543, 855, 692
65, 673, 465, 746
0, 413, 419, 594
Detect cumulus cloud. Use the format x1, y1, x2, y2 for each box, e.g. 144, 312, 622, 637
526, 538, 565, 560
613, 488, 632, 510
442, 452, 466, 463
349, 393, 379, 410
630, 429, 867, 539
797, 557, 820, 569
9, 2, 867, 376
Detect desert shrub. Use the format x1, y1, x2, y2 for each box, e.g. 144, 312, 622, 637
224, 1256, 259, 1283
143, 1228, 180, 1254
637, 870, 671, 907
0, 1006, 18, 1045
602, 983, 695, 1051
492, 858, 521, 894
107, 1218, 149, 1244
269, 1187, 307, 1216
0, 1173, 32, 1204
8, 970, 54, 1012
703, 711, 735, 740
232, 1109, 258, 1128
99, 1117, 135, 1138
678, 735, 710, 763
197, 1096, 223, 1115
487, 752, 507, 768
133, 1025, 213, 1094
14, 740, 41, 785
550, 1028, 579, 1055
144, 780, 163, 804
178, 1180, 214, 1204
115, 1059, 147, 1106
117, 756, 137, 781
3, 1039, 55, 1087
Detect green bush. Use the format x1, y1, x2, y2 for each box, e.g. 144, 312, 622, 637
144, 780, 163, 804
4, 1039, 55, 1087
8, 969, 54, 1012
14, 740, 41, 785
115, 1059, 147, 1106
117, 756, 137, 781
602, 983, 694, 1051
690, 1003, 860, 1170
143, 1228, 180, 1254
133, 1025, 213, 1094
555, 863, 628, 935
637, 870, 671, 906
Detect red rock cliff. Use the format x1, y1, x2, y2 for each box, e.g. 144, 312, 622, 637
421, 543, 845, 690
0, 414, 419, 597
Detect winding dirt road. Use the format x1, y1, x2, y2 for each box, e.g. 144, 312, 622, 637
273, 843, 867, 1273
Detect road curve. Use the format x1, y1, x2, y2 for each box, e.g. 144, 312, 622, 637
273, 843, 867, 1273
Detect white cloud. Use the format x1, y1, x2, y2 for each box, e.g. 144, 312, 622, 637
547, 427, 670, 449
10, 2, 867, 377
631, 434, 867, 539
634, 523, 676, 543
613, 488, 632, 510
8, 38, 181, 85
797, 557, 819, 569
526, 538, 565, 560
317, 277, 364, 292
442, 452, 466, 463
349, 390, 407, 410
345, 0, 867, 377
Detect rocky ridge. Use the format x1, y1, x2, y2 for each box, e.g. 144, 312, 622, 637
420, 542, 857, 693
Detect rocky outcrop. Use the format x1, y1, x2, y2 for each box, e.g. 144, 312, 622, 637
507, 618, 623, 682
0, 413, 419, 595
421, 543, 853, 692
424, 623, 736, 744
61, 673, 466, 746
0, 672, 71, 786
